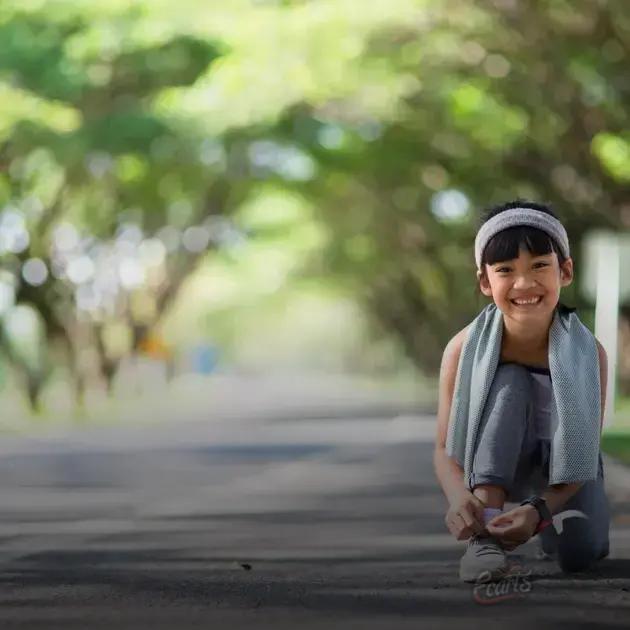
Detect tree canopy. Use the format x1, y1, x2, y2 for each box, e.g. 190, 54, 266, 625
1, 0, 629, 410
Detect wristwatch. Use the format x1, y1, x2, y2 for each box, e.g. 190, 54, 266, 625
519, 495, 553, 534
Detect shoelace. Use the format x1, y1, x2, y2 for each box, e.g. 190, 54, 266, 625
476, 548, 505, 557
470, 536, 505, 556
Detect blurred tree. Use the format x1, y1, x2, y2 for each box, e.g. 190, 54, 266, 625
262, 0, 629, 379
2, 0, 630, 409
0, 3, 247, 408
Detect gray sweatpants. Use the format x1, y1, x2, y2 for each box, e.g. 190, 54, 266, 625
467, 363, 610, 572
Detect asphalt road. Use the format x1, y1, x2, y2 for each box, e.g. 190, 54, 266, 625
0, 402, 629, 629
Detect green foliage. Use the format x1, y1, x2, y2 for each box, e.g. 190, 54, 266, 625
1, 0, 630, 409
260, 0, 629, 370
591, 133, 630, 182
601, 432, 630, 466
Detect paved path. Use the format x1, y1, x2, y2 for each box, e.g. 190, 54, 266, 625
0, 390, 628, 628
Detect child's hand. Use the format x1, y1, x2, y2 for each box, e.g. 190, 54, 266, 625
444, 489, 486, 541
485, 505, 540, 550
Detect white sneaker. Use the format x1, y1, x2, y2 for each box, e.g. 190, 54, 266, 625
459, 534, 510, 583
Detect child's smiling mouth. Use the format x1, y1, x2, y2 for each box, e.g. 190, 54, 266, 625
510, 296, 543, 306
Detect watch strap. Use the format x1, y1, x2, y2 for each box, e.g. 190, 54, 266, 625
520, 495, 553, 534
534, 518, 553, 534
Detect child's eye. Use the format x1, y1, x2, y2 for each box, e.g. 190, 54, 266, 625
495, 266, 511, 273
534, 263, 549, 269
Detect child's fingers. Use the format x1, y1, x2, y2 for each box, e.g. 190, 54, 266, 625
487, 514, 513, 527
486, 519, 514, 534
461, 509, 484, 535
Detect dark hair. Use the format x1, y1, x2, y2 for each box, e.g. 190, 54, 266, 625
478, 199, 576, 314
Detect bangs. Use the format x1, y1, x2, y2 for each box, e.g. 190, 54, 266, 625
482, 226, 562, 266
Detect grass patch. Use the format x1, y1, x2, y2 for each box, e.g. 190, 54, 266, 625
600, 395, 630, 465
601, 430, 630, 467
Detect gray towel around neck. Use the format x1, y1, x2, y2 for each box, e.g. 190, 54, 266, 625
445, 303, 601, 487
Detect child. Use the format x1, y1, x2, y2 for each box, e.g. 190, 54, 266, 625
433, 200, 610, 583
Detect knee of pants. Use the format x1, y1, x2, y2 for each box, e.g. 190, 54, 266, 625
478, 363, 533, 437
555, 521, 606, 573
486, 363, 534, 421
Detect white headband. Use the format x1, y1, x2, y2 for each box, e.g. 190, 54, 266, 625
474, 207, 570, 270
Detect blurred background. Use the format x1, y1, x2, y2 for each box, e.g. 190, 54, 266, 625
0, 0, 629, 440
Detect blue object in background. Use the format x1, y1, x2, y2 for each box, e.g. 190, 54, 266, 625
191, 344, 219, 375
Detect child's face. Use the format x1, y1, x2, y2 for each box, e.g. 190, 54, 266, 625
477, 248, 573, 321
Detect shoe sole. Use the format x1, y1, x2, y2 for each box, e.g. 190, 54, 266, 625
459, 562, 510, 584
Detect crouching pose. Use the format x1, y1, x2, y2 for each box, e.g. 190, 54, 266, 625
433, 200, 610, 583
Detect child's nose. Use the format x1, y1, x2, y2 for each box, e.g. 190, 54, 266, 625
513, 274, 537, 289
